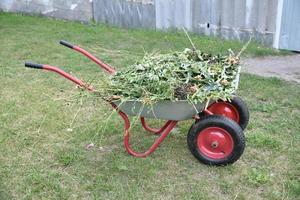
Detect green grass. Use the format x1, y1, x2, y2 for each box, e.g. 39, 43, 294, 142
0, 12, 299, 199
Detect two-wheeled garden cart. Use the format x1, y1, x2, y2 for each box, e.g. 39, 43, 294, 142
25, 40, 249, 166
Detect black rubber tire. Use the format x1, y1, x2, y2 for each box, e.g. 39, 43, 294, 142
227, 96, 250, 130
198, 96, 250, 130
187, 115, 245, 166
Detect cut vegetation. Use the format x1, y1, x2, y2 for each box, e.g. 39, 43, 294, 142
105, 48, 241, 104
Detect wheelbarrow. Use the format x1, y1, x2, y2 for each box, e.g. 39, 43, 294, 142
25, 40, 249, 166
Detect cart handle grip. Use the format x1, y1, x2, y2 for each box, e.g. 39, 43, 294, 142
25, 62, 44, 69
59, 40, 74, 49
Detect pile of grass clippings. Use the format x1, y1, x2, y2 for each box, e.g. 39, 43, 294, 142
102, 48, 241, 105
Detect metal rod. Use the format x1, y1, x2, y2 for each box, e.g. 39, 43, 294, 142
59, 40, 116, 74
43, 65, 94, 91
140, 117, 172, 134
73, 46, 116, 74
116, 108, 177, 157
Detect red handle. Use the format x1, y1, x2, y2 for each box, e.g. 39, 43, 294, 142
59, 40, 116, 74
25, 62, 94, 91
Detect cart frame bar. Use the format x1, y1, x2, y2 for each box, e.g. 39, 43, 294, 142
25, 40, 176, 157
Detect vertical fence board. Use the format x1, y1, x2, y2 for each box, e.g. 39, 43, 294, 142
156, 0, 192, 30
93, 0, 155, 29
279, 0, 300, 51
233, 0, 245, 29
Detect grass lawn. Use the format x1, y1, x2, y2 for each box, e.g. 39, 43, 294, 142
0, 12, 299, 199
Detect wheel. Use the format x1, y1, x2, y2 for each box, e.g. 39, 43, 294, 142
199, 96, 249, 130
187, 115, 245, 166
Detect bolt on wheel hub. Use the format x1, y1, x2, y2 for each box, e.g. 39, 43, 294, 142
197, 127, 234, 159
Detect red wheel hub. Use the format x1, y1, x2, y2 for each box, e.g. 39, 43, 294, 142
197, 127, 234, 159
208, 102, 240, 123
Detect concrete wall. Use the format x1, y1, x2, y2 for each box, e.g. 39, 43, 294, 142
0, 0, 279, 47
0, 0, 93, 22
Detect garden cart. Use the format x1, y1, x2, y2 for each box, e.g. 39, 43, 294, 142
25, 40, 249, 166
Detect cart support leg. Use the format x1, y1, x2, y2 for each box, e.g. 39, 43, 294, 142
140, 117, 173, 134
116, 109, 177, 157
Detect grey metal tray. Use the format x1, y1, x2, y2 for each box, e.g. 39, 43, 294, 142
113, 100, 208, 121
112, 66, 241, 121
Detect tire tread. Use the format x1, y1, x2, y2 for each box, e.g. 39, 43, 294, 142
187, 115, 245, 166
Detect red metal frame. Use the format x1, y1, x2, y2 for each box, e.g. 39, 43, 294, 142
25, 40, 240, 159
111, 104, 177, 157
125, 121, 177, 157
25, 40, 178, 157
72, 45, 116, 74
118, 108, 177, 157
43, 65, 94, 91
43, 64, 177, 156
140, 117, 173, 134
